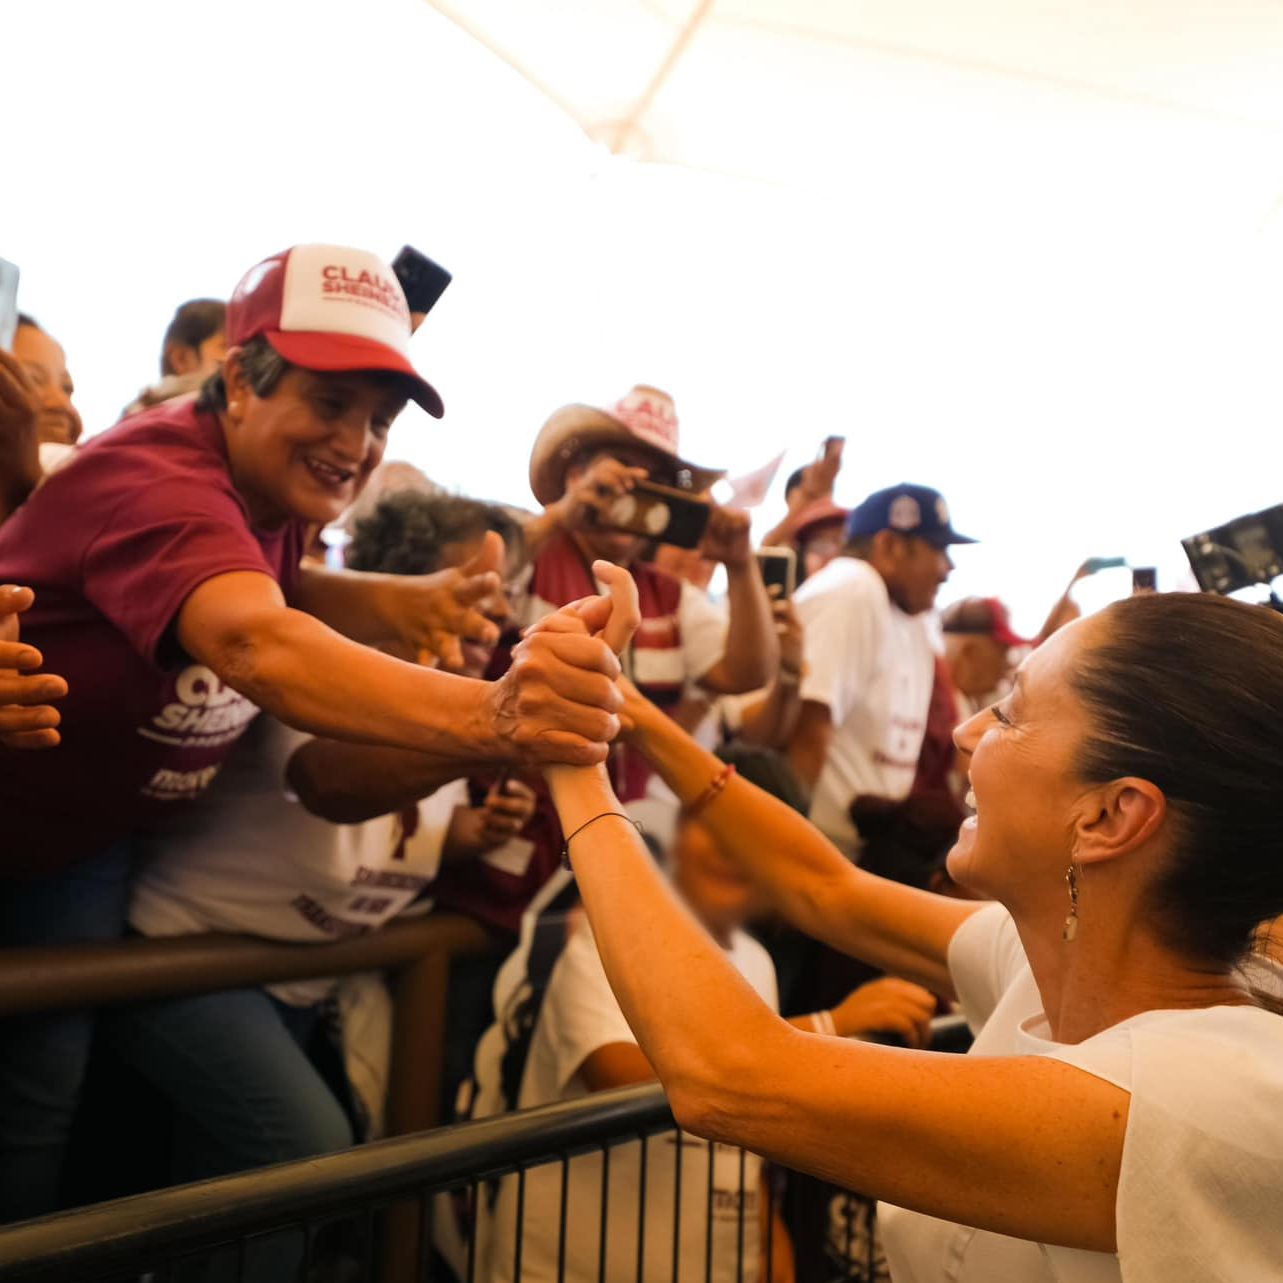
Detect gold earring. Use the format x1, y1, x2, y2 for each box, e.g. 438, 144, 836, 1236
1062, 861, 1080, 942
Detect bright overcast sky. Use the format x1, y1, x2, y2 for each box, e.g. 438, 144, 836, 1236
9, 0, 1283, 630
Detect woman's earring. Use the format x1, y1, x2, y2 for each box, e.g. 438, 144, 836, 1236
1063, 860, 1080, 942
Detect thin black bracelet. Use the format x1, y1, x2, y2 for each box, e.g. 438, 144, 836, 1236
560, 811, 644, 870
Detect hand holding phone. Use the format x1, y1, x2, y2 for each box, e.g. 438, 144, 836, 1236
597, 478, 712, 550
756, 546, 797, 599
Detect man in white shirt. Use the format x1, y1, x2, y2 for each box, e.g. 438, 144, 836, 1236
789, 483, 974, 857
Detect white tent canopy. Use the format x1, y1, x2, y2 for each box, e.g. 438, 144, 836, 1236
10, 0, 1283, 625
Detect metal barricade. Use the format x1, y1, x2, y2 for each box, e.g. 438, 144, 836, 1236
0, 1016, 972, 1283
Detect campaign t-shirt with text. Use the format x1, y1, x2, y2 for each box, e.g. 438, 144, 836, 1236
0, 399, 308, 873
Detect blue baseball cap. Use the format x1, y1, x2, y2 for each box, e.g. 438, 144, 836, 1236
845, 483, 976, 549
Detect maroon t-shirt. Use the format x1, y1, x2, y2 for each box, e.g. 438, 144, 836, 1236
0, 399, 308, 874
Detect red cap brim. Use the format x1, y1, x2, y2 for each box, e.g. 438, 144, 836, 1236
264, 330, 443, 419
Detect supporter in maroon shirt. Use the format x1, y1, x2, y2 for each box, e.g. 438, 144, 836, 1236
0, 243, 626, 1223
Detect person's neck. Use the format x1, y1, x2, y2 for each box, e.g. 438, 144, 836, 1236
1015, 892, 1252, 1044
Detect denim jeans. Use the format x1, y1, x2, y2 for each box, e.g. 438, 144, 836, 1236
0, 839, 134, 1222
105, 984, 354, 1183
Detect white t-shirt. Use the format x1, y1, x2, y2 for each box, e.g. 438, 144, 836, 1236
794, 557, 935, 855
130, 717, 465, 1005
880, 903, 1283, 1283
489, 919, 779, 1283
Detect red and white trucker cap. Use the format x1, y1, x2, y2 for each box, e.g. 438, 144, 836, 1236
226, 244, 444, 418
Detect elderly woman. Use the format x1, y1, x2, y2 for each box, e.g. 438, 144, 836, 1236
540, 568, 1283, 1283
0, 245, 623, 1222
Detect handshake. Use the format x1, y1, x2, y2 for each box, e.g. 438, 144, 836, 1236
486, 561, 640, 769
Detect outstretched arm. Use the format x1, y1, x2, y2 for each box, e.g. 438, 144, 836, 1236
177, 570, 622, 769
621, 680, 979, 997
546, 758, 1127, 1254
538, 567, 1128, 1253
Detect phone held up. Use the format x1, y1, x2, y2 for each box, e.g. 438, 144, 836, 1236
391, 246, 452, 322
596, 478, 712, 550
756, 545, 797, 599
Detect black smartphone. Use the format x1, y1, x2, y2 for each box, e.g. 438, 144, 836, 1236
0, 258, 19, 351
1132, 567, 1157, 593
756, 546, 797, 599
597, 479, 712, 550
391, 246, 452, 317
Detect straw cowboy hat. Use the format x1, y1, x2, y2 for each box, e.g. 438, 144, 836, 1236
529, 385, 725, 507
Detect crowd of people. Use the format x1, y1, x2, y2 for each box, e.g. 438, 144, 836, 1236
1, 240, 1282, 1283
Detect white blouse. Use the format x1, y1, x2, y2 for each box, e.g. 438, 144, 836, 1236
879, 903, 1283, 1283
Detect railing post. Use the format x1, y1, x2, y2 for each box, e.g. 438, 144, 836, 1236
383, 919, 494, 1283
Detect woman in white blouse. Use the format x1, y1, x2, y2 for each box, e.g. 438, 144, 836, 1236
536, 566, 1283, 1283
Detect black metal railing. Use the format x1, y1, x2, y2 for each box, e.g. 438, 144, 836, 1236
0, 1083, 674, 1282
0, 1015, 972, 1283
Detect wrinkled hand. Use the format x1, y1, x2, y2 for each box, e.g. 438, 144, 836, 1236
831, 976, 937, 1047
555, 457, 650, 533
0, 350, 41, 509
491, 561, 641, 767
445, 779, 538, 857
770, 590, 804, 676
698, 505, 753, 570
392, 531, 507, 671
0, 585, 68, 749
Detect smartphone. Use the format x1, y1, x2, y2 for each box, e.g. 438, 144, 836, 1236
0, 259, 19, 351
1081, 556, 1126, 575
597, 478, 712, 549
756, 545, 797, 599
391, 246, 452, 317
821, 435, 845, 463
1132, 567, 1157, 593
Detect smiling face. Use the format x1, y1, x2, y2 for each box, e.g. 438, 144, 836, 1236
12, 322, 83, 446
220, 354, 407, 528
947, 618, 1101, 909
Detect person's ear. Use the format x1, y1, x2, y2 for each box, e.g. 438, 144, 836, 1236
166, 344, 199, 377
1073, 778, 1167, 867
221, 347, 250, 422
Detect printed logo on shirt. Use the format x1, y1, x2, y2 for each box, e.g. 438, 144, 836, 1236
139, 665, 260, 749
140, 763, 222, 801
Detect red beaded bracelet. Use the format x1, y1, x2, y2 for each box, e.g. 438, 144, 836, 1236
684, 763, 736, 819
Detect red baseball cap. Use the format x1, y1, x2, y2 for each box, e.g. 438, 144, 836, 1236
941, 597, 1029, 648
793, 498, 850, 546
226, 244, 443, 418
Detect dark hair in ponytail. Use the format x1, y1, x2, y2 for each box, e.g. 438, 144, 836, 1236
1071, 592, 1283, 972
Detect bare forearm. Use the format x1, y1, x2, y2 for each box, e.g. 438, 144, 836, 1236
545, 764, 778, 1100
287, 740, 472, 823
544, 767, 1122, 1256
737, 679, 802, 749
626, 706, 972, 992
291, 561, 402, 643
196, 606, 502, 762
702, 563, 777, 694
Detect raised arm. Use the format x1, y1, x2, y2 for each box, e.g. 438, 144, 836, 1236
177, 570, 621, 768
546, 760, 1127, 1256
291, 532, 504, 670
621, 679, 979, 998
696, 507, 778, 694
